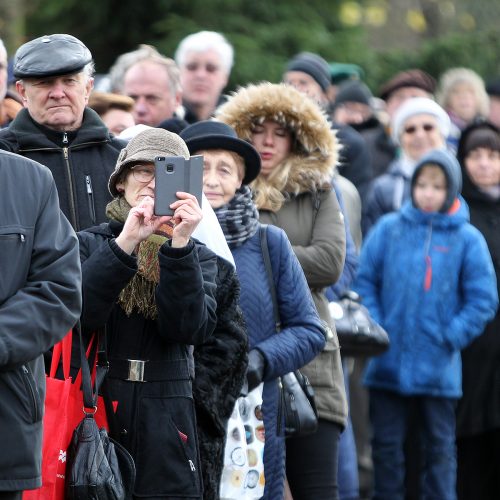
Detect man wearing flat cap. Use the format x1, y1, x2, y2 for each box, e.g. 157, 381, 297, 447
0, 34, 125, 231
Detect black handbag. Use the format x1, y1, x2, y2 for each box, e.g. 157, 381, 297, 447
65, 324, 136, 500
260, 225, 319, 438
329, 290, 390, 357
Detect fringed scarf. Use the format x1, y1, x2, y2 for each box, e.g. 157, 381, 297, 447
106, 197, 170, 319
214, 185, 259, 248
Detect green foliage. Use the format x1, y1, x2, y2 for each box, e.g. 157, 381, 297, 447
22, 0, 500, 95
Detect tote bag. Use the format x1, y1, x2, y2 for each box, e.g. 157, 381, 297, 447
23, 330, 112, 500
220, 383, 265, 500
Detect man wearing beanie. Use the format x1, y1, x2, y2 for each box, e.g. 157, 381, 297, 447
333, 80, 396, 178
284, 51, 373, 207
0, 34, 125, 231
355, 148, 498, 500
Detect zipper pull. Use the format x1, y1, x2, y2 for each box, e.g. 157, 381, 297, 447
62, 132, 68, 144
85, 175, 93, 194
20, 234, 25, 243
188, 459, 196, 472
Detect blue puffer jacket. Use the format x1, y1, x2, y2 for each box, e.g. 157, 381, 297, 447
232, 224, 326, 500
355, 198, 498, 398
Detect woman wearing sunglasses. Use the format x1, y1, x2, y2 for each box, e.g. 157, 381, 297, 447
363, 97, 451, 234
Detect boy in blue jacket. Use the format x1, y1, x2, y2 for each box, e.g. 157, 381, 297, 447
355, 148, 498, 500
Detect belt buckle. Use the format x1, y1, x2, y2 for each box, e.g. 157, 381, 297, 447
127, 359, 146, 382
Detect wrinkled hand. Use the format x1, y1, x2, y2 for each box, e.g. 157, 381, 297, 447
115, 196, 171, 254
169, 192, 203, 248
246, 349, 266, 393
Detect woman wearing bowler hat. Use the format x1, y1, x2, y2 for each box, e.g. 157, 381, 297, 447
181, 120, 326, 500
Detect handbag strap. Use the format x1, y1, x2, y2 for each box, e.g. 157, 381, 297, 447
259, 224, 281, 333
77, 322, 109, 411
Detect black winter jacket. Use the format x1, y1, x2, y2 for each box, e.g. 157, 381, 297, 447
0, 150, 81, 491
0, 108, 125, 231
456, 122, 500, 437
77, 221, 218, 499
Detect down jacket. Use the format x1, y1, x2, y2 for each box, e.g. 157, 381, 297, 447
355, 198, 498, 398
217, 83, 348, 427
77, 221, 217, 499
0, 151, 81, 490
0, 107, 125, 231
232, 224, 326, 499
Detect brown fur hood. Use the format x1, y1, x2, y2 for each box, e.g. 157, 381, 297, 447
216, 83, 338, 196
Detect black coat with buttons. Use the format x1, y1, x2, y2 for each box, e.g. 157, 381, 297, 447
77, 221, 217, 499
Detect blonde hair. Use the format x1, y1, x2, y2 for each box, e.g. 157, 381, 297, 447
216, 82, 338, 211
437, 67, 489, 117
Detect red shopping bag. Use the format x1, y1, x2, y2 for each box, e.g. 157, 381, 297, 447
24, 330, 114, 500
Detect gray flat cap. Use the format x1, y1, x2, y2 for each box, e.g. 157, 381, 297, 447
14, 34, 92, 79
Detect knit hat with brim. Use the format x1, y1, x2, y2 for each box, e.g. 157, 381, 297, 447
109, 128, 189, 196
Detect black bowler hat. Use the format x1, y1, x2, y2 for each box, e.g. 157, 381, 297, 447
14, 34, 92, 79
180, 121, 261, 185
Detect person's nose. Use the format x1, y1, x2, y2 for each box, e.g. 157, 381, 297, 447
134, 97, 148, 116
263, 130, 274, 146
147, 176, 155, 189
48, 82, 65, 99
203, 170, 219, 187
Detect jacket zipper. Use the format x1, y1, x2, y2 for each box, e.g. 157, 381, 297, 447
22, 365, 41, 422
85, 175, 96, 224
62, 145, 79, 230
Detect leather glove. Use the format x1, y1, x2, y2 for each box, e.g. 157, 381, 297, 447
246, 349, 266, 393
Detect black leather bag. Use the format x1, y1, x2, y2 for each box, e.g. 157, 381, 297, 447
260, 225, 319, 438
65, 325, 135, 499
280, 371, 319, 437
329, 291, 390, 357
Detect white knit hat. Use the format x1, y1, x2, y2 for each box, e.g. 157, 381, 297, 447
392, 97, 450, 144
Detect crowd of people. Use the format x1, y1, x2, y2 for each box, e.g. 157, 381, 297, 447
0, 28, 498, 500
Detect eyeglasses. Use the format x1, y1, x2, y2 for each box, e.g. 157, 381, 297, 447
130, 165, 155, 183
403, 123, 436, 135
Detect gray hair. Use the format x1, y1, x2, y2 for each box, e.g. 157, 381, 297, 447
108, 44, 180, 96
175, 31, 233, 74
437, 67, 490, 118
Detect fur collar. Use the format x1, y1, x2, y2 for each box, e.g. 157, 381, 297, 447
216, 83, 338, 198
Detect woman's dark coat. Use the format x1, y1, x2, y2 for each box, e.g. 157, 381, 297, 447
78, 222, 217, 499
456, 122, 500, 437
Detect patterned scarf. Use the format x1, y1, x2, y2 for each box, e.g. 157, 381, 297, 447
214, 185, 260, 248
106, 197, 169, 319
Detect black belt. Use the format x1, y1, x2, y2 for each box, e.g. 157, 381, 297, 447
108, 358, 190, 383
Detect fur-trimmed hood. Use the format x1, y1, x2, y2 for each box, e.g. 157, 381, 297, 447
216, 83, 338, 201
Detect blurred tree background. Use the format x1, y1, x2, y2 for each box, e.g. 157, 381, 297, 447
1, 0, 499, 94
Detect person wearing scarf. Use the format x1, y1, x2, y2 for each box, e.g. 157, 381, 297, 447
181, 120, 327, 500
77, 128, 218, 499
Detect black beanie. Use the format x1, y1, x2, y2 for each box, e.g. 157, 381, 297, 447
285, 52, 331, 92
334, 80, 373, 107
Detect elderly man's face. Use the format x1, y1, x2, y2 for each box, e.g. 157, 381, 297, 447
123, 61, 181, 127
180, 49, 228, 110
16, 72, 93, 131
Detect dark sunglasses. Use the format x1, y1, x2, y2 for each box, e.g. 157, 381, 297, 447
404, 123, 436, 135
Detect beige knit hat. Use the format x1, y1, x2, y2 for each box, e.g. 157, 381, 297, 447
109, 128, 190, 196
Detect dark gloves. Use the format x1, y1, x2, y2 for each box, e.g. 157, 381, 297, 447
246, 349, 266, 393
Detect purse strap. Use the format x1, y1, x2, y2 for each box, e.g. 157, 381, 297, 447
76, 322, 109, 411
259, 224, 281, 333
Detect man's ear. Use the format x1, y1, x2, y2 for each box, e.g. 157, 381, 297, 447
84, 77, 94, 104
16, 81, 28, 107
